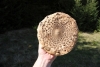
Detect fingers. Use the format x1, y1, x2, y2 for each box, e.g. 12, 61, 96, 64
38, 44, 57, 60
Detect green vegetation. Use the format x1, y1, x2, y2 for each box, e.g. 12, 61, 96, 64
0, 29, 100, 67
71, 0, 100, 32
0, 0, 100, 33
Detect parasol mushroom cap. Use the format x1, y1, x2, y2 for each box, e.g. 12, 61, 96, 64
37, 12, 78, 56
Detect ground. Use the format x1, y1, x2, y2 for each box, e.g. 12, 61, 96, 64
0, 28, 100, 67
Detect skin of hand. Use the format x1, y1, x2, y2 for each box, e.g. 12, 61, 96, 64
33, 44, 56, 67
38, 44, 56, 62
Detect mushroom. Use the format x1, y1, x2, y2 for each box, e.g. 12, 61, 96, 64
37, 12, 78, 56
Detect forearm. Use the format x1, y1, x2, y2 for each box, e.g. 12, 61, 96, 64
33, 56, 53, 67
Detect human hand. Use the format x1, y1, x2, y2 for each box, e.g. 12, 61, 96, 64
33, 44, 56, 67
38, 44, 56, 63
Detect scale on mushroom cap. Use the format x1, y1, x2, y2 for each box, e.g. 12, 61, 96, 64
37, 12, 78, 56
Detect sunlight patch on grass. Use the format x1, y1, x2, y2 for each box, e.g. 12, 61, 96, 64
77, 32, 100, 50
79, 32, 100, 42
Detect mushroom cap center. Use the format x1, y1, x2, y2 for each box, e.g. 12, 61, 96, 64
54, 29, 60, 36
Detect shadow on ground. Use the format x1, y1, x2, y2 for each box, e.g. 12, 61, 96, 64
52, 42, 100, 67
0, 29, 100, 67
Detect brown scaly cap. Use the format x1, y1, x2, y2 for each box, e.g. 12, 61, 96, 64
37, 12, 78, 56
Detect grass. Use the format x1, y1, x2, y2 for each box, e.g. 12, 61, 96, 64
52, 32, 100, 67
0, 29, 100, 67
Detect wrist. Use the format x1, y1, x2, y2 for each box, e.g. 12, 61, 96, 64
38, 55, 53, 63
33, 56, 52, 67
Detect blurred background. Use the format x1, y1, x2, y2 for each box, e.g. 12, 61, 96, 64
0, 0, 100, 33
0, 0, 100, 67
